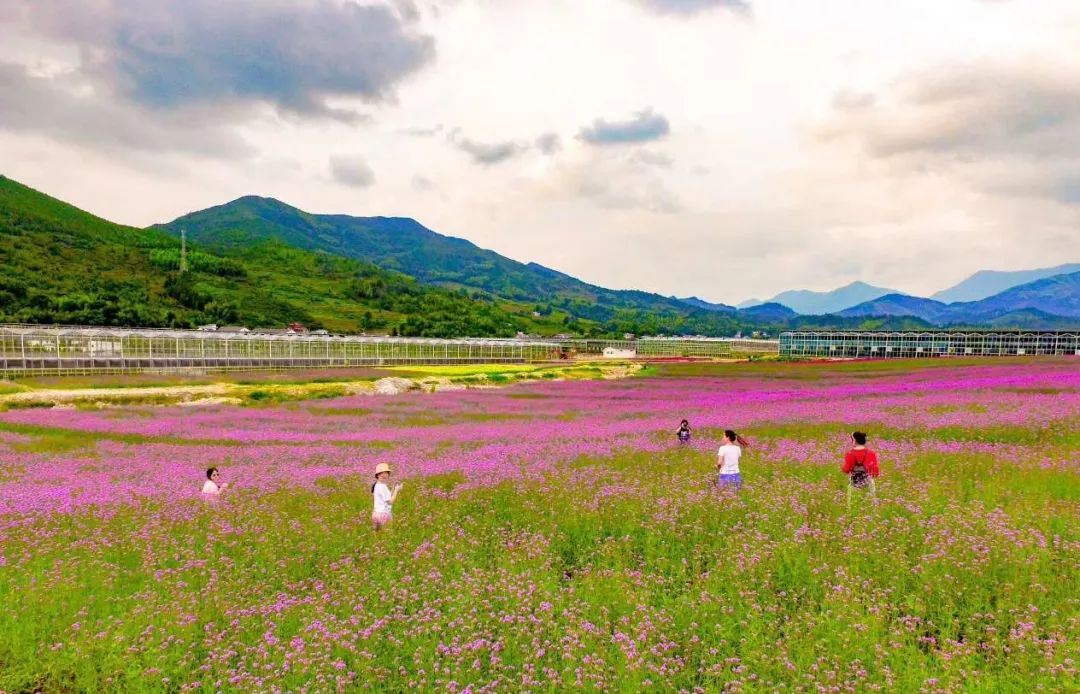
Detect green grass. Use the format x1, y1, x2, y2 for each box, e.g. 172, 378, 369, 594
1, 446, 1075, 692
0, 361, 1076, 691
389, 364, 545, 375
12, 368, 413, 390
646, 355, 1080, 379
242, 385, 347, 405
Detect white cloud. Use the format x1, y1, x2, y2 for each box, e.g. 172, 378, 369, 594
411, 174, 436, 191
579, 109, 671, 145
535, 132, 561, 155
449, 131, 528, 165
549, 148, 683, 213
8, 0, 434, 119
2, 0, 1078, 304
632, 0, 750, 17
0, 62, 252, 158
330, 156, 376, 189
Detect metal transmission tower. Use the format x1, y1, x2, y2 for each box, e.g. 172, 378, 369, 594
180, 228, 188, 274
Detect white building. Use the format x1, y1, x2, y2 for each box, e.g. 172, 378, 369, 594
602, 347, 637, 359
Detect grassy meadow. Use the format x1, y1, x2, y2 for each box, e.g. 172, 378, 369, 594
0, 359, 1077, 692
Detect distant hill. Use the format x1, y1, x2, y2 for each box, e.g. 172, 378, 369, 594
736, 298, 764, 309
840, 272, 1080, 328
960, 271, 1080, 319
10, 174, 1071, 336
678, 296, 735, 312
158, 196, 754, 336
740, 302, 799, 322
838, 294, 950, 322
0, 175, 185, 326
164, 196, 960, 336
980, 308, 1080, 329
766, 281, 900, 314
0, 175, 557, 336
159, 196, 683, 311
2, 176, 931, 338
931, 263, 1080, 303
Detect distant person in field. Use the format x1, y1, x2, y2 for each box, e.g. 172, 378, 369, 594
843, 432, 880, 508
676, 419, 692, 444
716, 430, 749, 489
371, 463, 403, 530
202, 467, 228, 495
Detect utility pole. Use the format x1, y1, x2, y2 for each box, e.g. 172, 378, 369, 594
180, 228, 189, 274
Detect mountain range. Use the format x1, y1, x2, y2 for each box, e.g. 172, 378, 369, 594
930, 263, 1080, 304
156, 196, 941, 333
163, 195, 1077, 329
158, 196, 740, 326
0, 175, 824, 336
738, 281, 900, 314
839, 272, 1080, 327
0, 176, 549, 336
1, 173, 1077, 334
738, 265, 1080, 317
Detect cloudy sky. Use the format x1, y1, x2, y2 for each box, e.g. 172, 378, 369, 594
2, 0, 1078, 305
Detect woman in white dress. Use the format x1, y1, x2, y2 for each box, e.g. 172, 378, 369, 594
371, 463, 403, 530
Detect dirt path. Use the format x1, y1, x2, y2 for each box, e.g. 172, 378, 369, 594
1, 383, 235, 403
0, 363, 644, 409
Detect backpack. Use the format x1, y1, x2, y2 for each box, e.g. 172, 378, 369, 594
850, 450, 870, 487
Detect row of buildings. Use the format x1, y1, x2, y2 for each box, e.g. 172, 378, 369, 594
197, 323, 330, 336
778, 330, 1079, 358
0, 324, 1075, 376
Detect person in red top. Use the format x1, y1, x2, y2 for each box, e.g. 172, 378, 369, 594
843, 431, 880, 508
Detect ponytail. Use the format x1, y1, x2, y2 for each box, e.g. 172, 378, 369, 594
725, 429, 750, 448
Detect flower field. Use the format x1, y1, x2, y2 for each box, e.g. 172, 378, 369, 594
0, 359, 1078, 692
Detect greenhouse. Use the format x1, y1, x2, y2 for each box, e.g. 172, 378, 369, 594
557, 337, 779, 358
780, 330, 1080, 359
0, 325, 563, 376
636, 337, 778, 357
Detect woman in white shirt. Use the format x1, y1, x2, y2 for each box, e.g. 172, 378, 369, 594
371, 463, 403, 530
716, 430, 748, 490
202, 467, 228, 495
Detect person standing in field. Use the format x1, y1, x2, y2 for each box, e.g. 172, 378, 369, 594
371, 463, 403, 530
716, 430, 749, 489
843, 431, 880, 508
676, 419, 692, 444
202, 467, 228, 495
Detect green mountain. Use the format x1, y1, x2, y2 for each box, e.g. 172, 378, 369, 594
159, 196, 957, 336
1, 176, 952, 337
0, 175, 565, 336
157, 196, 741, 320
839, 272, 1080, 328
931, 263, 1080, 303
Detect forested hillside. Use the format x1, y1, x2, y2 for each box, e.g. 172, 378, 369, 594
0, 176, 555, 336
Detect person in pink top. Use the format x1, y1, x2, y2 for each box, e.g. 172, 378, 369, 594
201, 467, 228, 495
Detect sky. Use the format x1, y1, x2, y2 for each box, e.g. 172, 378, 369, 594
1, 0, 1079, 305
